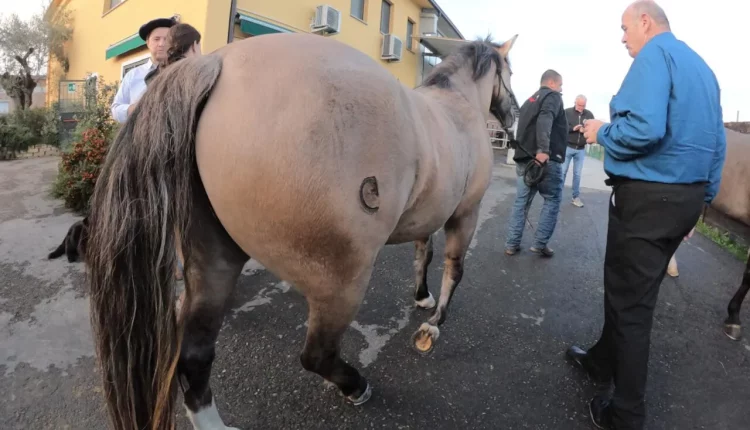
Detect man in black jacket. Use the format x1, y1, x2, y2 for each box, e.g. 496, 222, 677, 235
504, 70, 568, 257
563, 95, 595, 207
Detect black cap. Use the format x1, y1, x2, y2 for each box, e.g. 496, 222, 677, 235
138, 17, 176, 41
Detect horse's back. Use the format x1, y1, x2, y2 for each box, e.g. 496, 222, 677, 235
194, 33, 422, 284
713, 130, 750, 225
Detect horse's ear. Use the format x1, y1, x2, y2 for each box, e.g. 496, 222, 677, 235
496, 34, 518, 57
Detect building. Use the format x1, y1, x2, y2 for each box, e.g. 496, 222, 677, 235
0, 76, 47, 115
45, 0, 476, 107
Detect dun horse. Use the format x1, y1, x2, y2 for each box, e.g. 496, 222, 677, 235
86, 33, 518, 430
668, 128, 750, 341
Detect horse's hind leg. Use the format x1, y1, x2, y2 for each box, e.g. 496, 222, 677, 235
724, 252, 750, 341
414, 236, 436, 309
178, 207, 248, 429
412, 207, 480, 354
300, 266, 374, 405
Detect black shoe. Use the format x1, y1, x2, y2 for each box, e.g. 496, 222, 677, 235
530, 246, 554, 257
589, 395, 614, 429
566, 345, 611, 385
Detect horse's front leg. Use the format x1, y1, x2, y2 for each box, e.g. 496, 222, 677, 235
412, 207, 480, 354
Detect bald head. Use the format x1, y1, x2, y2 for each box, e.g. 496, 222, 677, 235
621, 0, 671, 58
627, 0, 670, 30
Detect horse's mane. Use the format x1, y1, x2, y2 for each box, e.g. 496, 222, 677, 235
421, 35, 504, 89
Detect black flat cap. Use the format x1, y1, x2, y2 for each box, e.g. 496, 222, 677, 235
139, 17, 176, 41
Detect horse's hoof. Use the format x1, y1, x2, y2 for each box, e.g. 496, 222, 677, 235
412, 323, 440, 355
415, 293, 436, 310
723, 323, 741, 341
347, 383, 372, 406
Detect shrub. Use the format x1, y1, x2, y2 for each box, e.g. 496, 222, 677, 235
52, 77, 119, 213
0, 106, 60, 153
52, 127, 108, 213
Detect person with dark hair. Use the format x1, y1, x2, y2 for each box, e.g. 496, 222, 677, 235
572, 1, 726, 428
145, 23, 202, 84
504, 69, 568, 258
110, 17, 176, 123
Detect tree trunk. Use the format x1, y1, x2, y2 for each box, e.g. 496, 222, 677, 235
0, 49, 39, 111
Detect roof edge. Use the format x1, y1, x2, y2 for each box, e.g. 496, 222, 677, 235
426, 0, 465, 40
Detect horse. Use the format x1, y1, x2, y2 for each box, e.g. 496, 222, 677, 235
667, 128, 750, 341
85, 32, 519, 430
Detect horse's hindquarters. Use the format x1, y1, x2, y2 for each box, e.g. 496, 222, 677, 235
194, 36, 414, 288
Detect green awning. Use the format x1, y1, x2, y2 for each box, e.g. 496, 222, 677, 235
105, 34, 146, 60
238, 14, 293, 36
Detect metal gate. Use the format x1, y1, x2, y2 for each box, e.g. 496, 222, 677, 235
487, 120, 510, 150
58, 79, 95, 145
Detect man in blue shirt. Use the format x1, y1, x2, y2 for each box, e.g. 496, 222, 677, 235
568, 1, 726, 429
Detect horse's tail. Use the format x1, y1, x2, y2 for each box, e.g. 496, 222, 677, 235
86, 54, 222, 430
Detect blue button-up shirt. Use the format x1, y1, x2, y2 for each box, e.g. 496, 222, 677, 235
597, 32, 726, 203
110, 59, 155, 124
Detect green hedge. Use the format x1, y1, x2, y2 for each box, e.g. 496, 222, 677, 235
0, 106, 62, 153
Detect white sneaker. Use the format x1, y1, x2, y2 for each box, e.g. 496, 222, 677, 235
572, 197, 584, 207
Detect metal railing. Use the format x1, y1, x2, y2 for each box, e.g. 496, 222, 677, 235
487, 120, 509, 150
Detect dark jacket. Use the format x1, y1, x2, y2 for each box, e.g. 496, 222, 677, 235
514, 86, 567, 164
565, 107, 595, 149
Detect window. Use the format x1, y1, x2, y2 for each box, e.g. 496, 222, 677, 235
0, 101, 9, 115
122, 57, 148, 79
406, 19, 414, 51
380, 0, 391, 34
351, 0, 366, 21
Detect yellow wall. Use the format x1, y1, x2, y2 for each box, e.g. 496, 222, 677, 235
47, 0, 429, 105
48, 0, 212, 102
238, 0, 423, 87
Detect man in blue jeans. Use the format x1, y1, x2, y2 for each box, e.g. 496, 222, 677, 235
563, 95, 595, 207
505, 70, 568, 257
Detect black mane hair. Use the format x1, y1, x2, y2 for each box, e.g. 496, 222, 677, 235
422, 36, 504, 89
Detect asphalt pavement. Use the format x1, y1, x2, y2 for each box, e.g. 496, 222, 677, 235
1, 155, 748, 430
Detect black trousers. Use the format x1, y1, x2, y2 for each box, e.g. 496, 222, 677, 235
588, 179, 705, 430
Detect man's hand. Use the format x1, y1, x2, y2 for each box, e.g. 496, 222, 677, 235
535, 152, 549, 164
127, 104, 136, 116
582, 119, 605, 144
573, 124, 583, 132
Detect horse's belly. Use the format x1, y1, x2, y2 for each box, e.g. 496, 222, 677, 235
386, 201, 457, 244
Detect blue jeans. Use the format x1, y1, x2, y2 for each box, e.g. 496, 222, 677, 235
562, 146, 586, 199
505, 160, 564, 250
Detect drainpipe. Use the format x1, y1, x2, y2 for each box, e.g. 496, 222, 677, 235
227, 0, 238, 43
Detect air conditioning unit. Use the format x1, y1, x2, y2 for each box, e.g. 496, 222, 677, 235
420, 11, 438, 35
311, 5, 341, 34
381, 34, 403, 61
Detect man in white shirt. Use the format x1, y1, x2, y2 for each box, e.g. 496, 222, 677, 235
110, 17, 176, 123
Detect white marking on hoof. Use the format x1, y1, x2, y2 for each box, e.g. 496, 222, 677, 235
322, 379, 337, 391
412, 323, 440, 354
724, 324, 742, 341
419, 322, 440, 341
347, 383, 372, 406
415, 293, 436, 309
667, 256, 679, 277
186, 399, 239, 430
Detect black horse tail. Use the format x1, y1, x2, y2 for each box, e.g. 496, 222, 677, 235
86, 53, 223, 430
